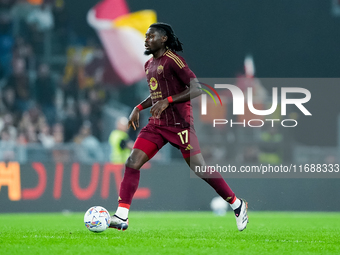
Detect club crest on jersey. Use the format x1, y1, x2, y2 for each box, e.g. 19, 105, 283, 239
150, 77, 158, 90
157, 65, 164, 74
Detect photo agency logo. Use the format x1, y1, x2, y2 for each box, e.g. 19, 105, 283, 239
199, 82, 223, 110
199, 81, 312, 128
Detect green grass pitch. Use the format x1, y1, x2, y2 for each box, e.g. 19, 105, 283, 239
1, 211, 339, 254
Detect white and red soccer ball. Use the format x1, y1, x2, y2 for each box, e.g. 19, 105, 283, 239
84, 206, 111, 233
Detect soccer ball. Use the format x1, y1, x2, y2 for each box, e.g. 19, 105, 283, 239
84, 206, 111, 233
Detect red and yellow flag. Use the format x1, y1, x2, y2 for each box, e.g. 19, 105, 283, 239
87, 0, 157, 85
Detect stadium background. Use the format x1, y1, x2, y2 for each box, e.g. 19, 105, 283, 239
0, 0, 339, 213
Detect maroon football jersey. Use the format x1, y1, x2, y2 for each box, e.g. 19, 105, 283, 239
144, 50, 196, 128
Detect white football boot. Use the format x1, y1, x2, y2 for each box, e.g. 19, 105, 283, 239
109, 215, 129, 231
234, 199, 248, 231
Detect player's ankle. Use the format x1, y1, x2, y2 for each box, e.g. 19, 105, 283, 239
115, 206, 129, 219
229, 197, 241, 210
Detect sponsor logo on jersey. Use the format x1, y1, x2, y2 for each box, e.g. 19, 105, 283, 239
185, 144, 193, 151
150, 77, 158, 90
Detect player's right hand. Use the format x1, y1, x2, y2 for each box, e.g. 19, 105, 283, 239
128, 107, 140, 130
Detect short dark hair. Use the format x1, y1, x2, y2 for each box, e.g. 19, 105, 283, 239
150, 22, 183, 52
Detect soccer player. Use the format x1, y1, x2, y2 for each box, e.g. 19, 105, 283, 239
109, 23, 248, 231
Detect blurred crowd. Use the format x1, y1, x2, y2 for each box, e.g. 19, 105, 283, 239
0, 0, 109, 158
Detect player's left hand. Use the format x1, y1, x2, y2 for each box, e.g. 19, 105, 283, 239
150, 99, 169, 119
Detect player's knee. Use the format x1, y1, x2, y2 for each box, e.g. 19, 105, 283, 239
193, 170, 206, 179
125, 156, 142, 170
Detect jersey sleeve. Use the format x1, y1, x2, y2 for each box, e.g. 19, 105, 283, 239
169, 54, 196, 86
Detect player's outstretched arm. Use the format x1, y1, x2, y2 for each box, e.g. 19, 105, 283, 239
150, 78, 202, 118
129, 96, 152, 130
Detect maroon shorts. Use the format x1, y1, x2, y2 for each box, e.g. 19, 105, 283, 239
134, 122, 201, 159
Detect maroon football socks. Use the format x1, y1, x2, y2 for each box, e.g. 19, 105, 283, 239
118, 166, 140, 209
201, 170, 236, 203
